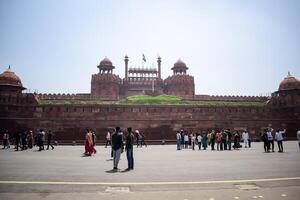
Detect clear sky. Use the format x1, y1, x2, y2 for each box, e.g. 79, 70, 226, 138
0, 0, 299, 96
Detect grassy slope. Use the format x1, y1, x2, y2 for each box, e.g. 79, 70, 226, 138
38, 94, 266, 107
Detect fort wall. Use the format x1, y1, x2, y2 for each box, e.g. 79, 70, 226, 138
1, 103, 299, 143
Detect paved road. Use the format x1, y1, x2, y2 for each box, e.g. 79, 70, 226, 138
0, 141, 300, 199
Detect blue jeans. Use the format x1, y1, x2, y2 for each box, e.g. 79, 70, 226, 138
176, 139, 181, 150
126, 148, 134, 169
227, 141, 231, 150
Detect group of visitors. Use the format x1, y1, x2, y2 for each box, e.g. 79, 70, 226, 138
84, 127, 136, 171
1, 129, 54, 151
111, 127, 135, 171
261, 128, 286, 153
176, 129, 250, 151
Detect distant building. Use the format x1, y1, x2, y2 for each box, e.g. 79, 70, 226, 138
91, 56, 194, 99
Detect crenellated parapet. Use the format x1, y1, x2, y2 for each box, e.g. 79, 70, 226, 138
36, 93, 91, 100
194, 94, 269, 101
164, 74, 195, 98
164, 74, 194, 84
91, 74, 122, 84
0, 93, 37, 105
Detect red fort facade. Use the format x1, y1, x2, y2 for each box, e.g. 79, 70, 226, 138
0, 57, 300, 143
91, 56, 194, 99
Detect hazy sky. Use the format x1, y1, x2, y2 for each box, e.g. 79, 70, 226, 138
0, 0, 299, 96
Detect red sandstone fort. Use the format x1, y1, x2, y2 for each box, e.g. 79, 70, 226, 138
0, 56, 299, 143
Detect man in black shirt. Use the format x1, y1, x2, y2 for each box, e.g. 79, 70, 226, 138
125, 127, 134, 170
111, 127, 123, 171
47, 130, 54, 150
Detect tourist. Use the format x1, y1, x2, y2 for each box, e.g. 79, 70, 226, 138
176, 131, 181, 150
210, 130, 215, 150
216, 130, 222, 151
14, 130, 21, 151
135, 130, 142, 147
248, 134, 252, 148
180, 131, 184, 149
105, 130, 111, 148
233, 131, 241, 150
242, 130, 249, 148
227, 129, 232, 150
140, 132, 147, 147
92, 131, 96, 146
125, 127, 134, 170
202, 131, 208, 150
297, 130, 300, 151
197, 133, 202, 150
21, 131, 27, 150
267, 128, 274, 152
2, 130, 10, 149
184, 133, 189, 149
84, 129, 96, 156
221, 130, 227, 150
262, 129, 269, 152
112, 127, 124, 171
27, 130, 33, 149
46, 130, 54, 150
37, 129, 45, 151
191, 133, 196, 150
275, 129, 286, 152
188, 132, 192, 147
207, 131, 211, 146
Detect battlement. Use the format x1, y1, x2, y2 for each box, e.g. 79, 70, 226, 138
193, 95, 269, 101
37, 93, 91, 100
0, 93, 37, 105
164, 74, 194, 84
91, 74, 122, 84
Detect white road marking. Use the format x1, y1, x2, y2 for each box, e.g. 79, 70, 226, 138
0, 176, 299, 186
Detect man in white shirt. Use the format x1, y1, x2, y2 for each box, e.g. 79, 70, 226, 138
275, 129, 286, 152
242, 130, 249, 148
176, 131, 181, 150
105, 131, 111, 148
267, 129, 274, 152
197, 134, 202, 150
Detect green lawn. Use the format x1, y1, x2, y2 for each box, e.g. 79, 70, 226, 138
38, 94, 266, 107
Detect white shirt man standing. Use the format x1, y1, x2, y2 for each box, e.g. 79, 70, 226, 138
242, 130, 249, 148
275, 129, 286, 152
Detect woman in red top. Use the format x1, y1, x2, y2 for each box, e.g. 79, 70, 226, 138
84, 129, 96, 156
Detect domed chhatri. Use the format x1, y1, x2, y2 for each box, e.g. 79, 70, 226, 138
99, 57, 113, 66
171, 59, 188, 75
173, 59, 188, 69
278, 72, 300, 91
0, 67, 25, 88
97, 57, 115, 74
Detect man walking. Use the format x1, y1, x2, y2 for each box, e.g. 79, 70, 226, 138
125, 127, 134, 170
47, 130, 54, 150
111, 127, 123, 171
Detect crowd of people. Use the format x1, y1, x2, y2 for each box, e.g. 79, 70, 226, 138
176, 129, 249, 151
1, 129, 54, 151
176, 128, 291, 153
